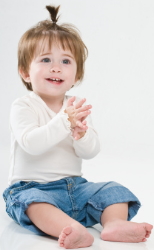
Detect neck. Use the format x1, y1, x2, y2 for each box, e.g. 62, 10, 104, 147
35, 92, 65, 113
46, 98, 64, 113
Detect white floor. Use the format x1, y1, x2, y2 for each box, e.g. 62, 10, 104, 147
1, 222, 154, 250
0, 147, 154, 250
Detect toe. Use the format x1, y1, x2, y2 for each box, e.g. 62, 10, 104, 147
142, 238, 147, 242
63, 226, 72, 235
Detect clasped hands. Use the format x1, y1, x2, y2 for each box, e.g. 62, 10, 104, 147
65, 96, 92, 140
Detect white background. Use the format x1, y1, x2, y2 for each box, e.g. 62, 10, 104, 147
0, 0, 154, 249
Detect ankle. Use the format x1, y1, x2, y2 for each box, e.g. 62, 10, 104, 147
103, 218, 126, 228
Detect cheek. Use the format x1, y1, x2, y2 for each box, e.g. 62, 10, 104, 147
71, 71, 77, 82
30, 67, 43, 79
72, 65, 77, 78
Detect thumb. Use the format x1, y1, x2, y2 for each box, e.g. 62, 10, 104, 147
66, 96, 76, 107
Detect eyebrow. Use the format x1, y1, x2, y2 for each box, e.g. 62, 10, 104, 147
62, 53, 74, 59
39, 52, 74, 59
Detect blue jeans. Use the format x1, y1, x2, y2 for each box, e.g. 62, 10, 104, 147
3, 177, 141, 236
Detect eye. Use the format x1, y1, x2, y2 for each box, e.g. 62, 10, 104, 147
62, 59, 70, 64
42, 58, 51, 63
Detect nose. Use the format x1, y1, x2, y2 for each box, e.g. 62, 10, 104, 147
50, 63, 61, 73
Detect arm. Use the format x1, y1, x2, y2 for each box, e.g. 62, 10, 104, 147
72, 115, 100, 159
10, 100, 71, 155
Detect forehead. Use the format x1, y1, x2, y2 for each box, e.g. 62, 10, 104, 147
34, 36, 75, 58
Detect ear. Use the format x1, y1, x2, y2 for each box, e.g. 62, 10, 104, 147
19, 69, 30, 82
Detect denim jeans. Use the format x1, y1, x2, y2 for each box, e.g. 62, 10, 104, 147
3, 177, 141, 236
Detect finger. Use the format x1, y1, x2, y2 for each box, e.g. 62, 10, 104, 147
67, 96, 76, 107
82, 120, 87, 125
74, 135, 80, 140
76, 110, 91, 120
76, 121, 85, 128
78, 114, 89, 122
72, 129, 80, 140
77, 105, 92, 113
81, 115, 88, 122
75, 98, 86, 109
74, 128, 88, 140
76, 120, 88, 129
75, 125, 88, 132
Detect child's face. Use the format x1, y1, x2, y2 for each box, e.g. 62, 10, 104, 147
22, 43, 77, 99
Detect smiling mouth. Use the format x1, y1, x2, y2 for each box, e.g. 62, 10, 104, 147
46, 78, 64, 84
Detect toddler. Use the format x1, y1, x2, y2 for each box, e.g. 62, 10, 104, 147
3, 5, 153, 249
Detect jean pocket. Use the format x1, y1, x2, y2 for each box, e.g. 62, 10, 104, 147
9, 181, 36, 196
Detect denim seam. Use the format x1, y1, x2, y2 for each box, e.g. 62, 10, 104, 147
66, 178, 79, 214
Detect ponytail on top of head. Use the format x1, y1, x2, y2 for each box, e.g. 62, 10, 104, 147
46, 5, 60, 24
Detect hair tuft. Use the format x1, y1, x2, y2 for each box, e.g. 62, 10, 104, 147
46, 5, 60, 23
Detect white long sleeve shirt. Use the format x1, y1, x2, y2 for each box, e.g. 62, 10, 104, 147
8, 92, 100, 185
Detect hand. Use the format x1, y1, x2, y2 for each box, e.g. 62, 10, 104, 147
65, 96, 92, 129
72, 120, 88, 140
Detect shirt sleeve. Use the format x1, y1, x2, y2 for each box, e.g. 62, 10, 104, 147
72, 114, 100, 159
10, 100, 71, 155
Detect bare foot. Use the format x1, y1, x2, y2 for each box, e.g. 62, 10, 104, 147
58, 225, 94, 249
101, 220, 153, 243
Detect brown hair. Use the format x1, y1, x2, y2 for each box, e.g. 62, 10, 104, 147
18, 5, 88, 91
